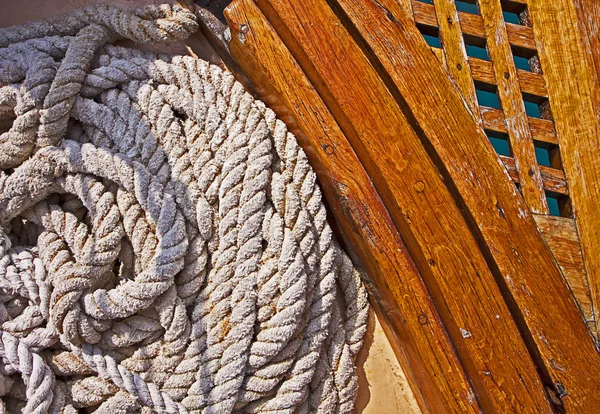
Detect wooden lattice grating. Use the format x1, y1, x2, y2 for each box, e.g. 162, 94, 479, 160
407, 0, 595, 333
413, 0, 569, 215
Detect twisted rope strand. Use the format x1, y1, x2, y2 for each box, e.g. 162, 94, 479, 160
0, 4, 369, 413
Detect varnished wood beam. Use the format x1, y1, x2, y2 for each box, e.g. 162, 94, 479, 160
250, 0, 555, 410
332, 0, 600, 409
527, 0, 600, 351
432, 0, 481, 121
224, 1, 476, 412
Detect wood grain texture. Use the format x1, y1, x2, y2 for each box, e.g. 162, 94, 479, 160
480, 106, 558, 145
573, 0, 600, 83
250, 0, 555, 411
432, 0, 481, 121
570, 0, 600, 340
468, 56, 547, 99
477, 0, 547, 214
411, 0, 537, 53
533, 215, 593, 324
499, 155, 568, 196
329, 0, 600, 410
528, 0, 600, 352
225, 1, 475, 412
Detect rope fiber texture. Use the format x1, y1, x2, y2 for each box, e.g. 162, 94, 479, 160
0, 3, 369, 413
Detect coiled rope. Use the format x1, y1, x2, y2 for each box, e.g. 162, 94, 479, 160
0, 3, 369, 413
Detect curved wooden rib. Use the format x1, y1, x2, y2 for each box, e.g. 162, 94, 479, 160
225, 2, 477, 411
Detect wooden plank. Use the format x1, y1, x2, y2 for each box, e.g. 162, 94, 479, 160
499, 155, 568, 196
528, 0, 600, 350
480, 106, 558, 146
571, 0, 600, 339
573, 0, 600, 82
533, 215, 593, 323
411, 0, 537, 53
478, 0, 547, 214
251, 0, 554, 411
432, 0, 481, 121
224, 2, 477, 412
394, 0, 414, 20
468, 56, 547, 99
328, 0, 600, 410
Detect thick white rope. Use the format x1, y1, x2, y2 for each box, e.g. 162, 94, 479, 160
0, 4, 369, 413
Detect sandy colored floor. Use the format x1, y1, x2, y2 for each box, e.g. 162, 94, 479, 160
0, 2, 421, 412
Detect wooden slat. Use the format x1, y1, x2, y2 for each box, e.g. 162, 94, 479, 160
411, 0, 537, 53
252, 0, 554, 411
395, 0, 414, 19
428, 50, 548, 99
533, 215, 593, 323
499, 155, 568, 195
528, 0, 600, 349
468, 56, 547, 98
224, 2, 475, 412
573, 0, 600, 82
329, 0, 600, 410
478, 0, 548, 213
480, 106, 558, 146
432, 0, 480, 121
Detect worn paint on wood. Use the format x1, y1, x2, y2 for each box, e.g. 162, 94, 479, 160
411, 0, 537, 53
480, 106, 558, 146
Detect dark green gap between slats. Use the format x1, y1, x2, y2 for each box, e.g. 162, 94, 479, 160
546, 193, 561, 216
476, 89, 501, 109
535, 146, 551, 167
422, 33, 441, 48
466, 44, 489, 60
485, 129, 511, 156
513, 55, 531, 71
503, 10, 521, 24
524, 99, 541, 118
455, 0, 479, 14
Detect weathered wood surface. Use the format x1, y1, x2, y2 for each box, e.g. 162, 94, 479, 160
499, 155, 568, 196
225, 2, 476, 411
479, 106, 558, 145
432, 0, 481, 121
245, 0, 562, 411
533, 215, 593, 325
573, 0, 600, 83
528, 0, 600, 346
477, 0, 547, 213
334, 0, 600, 409
468, 56, 547, 99
411, 0, 537, 52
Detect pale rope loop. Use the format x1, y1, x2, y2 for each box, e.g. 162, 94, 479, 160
0, 4, 369, 413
